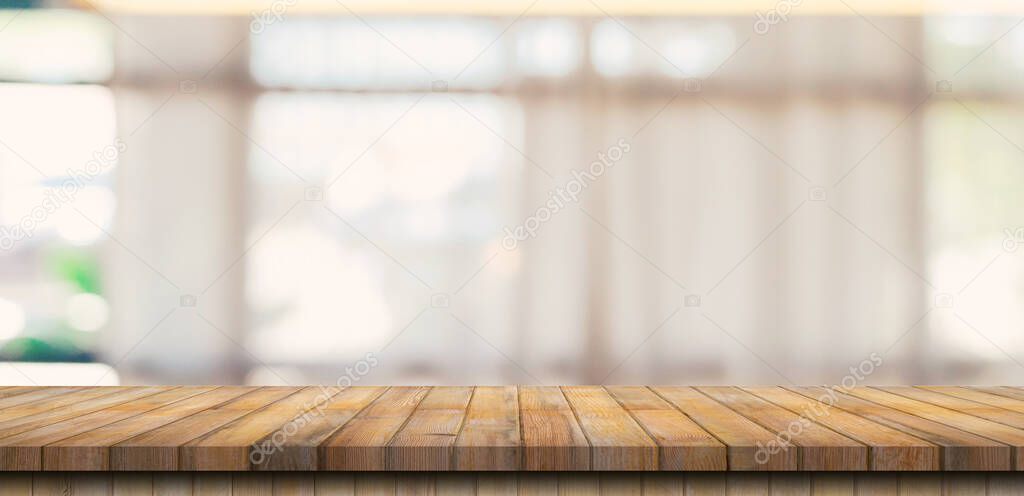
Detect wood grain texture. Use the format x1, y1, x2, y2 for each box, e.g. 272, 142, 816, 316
321, 387, 430, 470
651, 386, 798, 471
841, 387, 1024, 470
561, 386, 657, 471
741, 387, 938, 471
605, 386, 725, 470
697, 387, 866, 471
112, 387, 300, 471
387, 386, 472, 470
0, 386, 1017, 473
519, 386, 589, 471
787, 386, 1012, 471
455, 386, 521, 470
181, 387, 330, 470
2, 472, 1024, 495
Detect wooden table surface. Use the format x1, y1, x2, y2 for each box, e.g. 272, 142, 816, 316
0, 385, 1022, 472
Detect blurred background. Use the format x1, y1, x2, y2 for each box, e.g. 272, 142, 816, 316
0, 0, 1023, 386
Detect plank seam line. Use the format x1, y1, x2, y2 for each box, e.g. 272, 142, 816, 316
693, 386, 811, 470
516, 385, 525, 470
974, 387, 1024, 403
741, 386, 939, 471
250, 384, 355, 470
450, 385, 477, 470
0, 386, 174, 443
782, 385, 968, 472
112, 386, 267, 451
0, 386, 183, 470
865, 387, 1024, 472
179, 386, 313, 469
846, 387, 1021, 459
647, 386, 732, 465
40, 386, 224, 470
377, 387, 430, 469
315, 386, 389, 470
559, 386, 594, 471
603, 386, 667, 470
0, 387, 87, 415
894, 386, 1024, 430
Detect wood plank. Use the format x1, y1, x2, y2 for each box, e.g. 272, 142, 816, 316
254, 386, 388, 470
193, 473, 232, 496
651, 386, 798, 471
0, 387, 120, 422
0, 387, 172, 440
741, 387, 938, 471
387, 386, 472, 471
787, 386, 1011, 471
698, 387, 866, 471
111, 387, 300, 471
0, 387, 44, 402
43, 386, 248, 470
972, 386, 1024, 402
314, 473, 355, 496
519, 386, 590, 471
605, 386, 726, 470
879, 386, 1024, 429
842, 387, 1024, 470
454, 386, 521, 470
0, 387, 213, 470
113, 473, 153, 496
180, 387, 332, 470
321, 387, 429, 470
561, 386, 657, 471
923, 387, 1024, 414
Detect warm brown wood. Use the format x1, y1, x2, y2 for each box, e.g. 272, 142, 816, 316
922, 386, 1024, 415
696, 387, 867, 471
0, 387, 216, 470
181, 387, 330, 470
111, 387, 300, 470
387, 386, 472, 470
519, 386, 590, 471
321, 387, 430, 470
879, 386, 1024, 429
5, 472, 1024, 495
605, 386, 725, 470
561, 386, 657, 471
0, 386, 1018, 473
454, 386, 521, 470
651, 386, 799, 470
42, 386, 249, 470
787, 386, 1011, 471
255, 386, 388, 471
841, 387, 1024, 470
741, 386, 938, 470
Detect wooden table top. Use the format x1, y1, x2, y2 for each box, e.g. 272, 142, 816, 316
0, 386, 1021, 472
